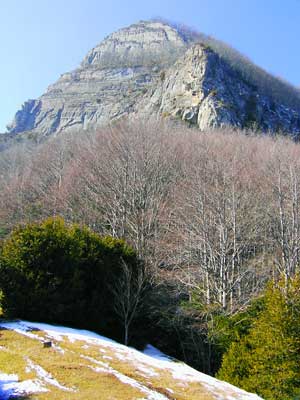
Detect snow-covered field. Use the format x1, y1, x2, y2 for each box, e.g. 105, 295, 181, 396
0, 320, 263, 400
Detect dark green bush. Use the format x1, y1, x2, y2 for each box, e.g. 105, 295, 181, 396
0, 217, 140, 341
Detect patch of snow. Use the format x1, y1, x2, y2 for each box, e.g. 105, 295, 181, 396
142, 346, 262, 400
82, 355, 169, 400
103, 355, 113, 360
0, 321, 65, 354
166, 388, 174, 393
27, 359, 75, 392
89, 365, 109, 374
0, 321, 45, 342
0, 372, 47, 399
143, 345, 172, 362
0, 320, 263, 400
8, 320, 115, 344
113, 351, 129, 361
135, 364, 159, 378
51, 342, 65, 354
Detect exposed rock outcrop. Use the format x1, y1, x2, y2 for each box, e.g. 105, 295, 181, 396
139, 44, 300, 134
7, 21, 195, 137
6, 20, 300, 139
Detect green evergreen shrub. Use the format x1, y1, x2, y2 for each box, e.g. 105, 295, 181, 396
0, 217, 140, 342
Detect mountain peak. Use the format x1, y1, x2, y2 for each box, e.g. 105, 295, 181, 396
5, 19, 300, 139
81, 19, 194, 69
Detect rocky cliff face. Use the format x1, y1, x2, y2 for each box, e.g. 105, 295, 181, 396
6, 20, 300, 138
7, 21, 194, 137
139, 44, 300, 134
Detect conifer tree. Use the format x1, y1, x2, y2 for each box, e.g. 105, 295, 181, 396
218, 277, 300, 400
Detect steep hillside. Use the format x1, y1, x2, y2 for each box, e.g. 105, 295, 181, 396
138, 43, 300, 132
6, 20, 195, 137
0, 320, 263, 400
4, 20, 300, 139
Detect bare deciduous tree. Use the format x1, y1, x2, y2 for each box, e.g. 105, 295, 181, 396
110, 258, 148, 345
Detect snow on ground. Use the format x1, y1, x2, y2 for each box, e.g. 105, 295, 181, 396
142, 345, 263, 400
0, 320, 65, 354
0, 372, 47, 400
0, 358, 74, 399
1, 320, 116, 345
82, 355, 169, 400
0, 321, 45, 342
26, 358, 75, 392
0, 320, 264, 400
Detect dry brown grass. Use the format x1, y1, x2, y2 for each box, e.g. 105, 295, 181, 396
0, 327, 216, 399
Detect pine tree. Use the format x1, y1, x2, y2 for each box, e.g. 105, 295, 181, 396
218, 277, 300, 400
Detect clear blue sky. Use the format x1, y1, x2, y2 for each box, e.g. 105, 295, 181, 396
1, 0, 300, 132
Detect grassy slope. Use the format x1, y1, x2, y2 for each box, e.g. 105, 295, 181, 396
0, 322, 261, 400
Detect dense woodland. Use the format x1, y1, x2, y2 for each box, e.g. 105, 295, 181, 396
2, 120, 300, 399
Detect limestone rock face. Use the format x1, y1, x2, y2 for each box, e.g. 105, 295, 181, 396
7, 21, 193, 137
138, 44, 300, 134
81, 20, 191, 68
6, 20, 300, 138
